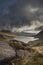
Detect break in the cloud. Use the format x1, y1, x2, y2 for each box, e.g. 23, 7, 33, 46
0, 0, 43, 30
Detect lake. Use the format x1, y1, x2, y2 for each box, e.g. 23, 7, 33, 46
14, 36, 39, 43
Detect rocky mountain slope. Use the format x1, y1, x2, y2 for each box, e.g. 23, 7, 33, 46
35, 30, 43, 39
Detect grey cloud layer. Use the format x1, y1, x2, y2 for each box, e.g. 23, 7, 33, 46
0, 0, 43, 30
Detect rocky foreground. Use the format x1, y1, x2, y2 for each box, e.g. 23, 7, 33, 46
0, 31, 43, 65
0, 39, 43, 65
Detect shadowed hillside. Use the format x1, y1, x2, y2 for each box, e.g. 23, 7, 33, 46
35, 30, 43, 39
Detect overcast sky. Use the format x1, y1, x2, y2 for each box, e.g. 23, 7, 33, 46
0, 0, 43, 30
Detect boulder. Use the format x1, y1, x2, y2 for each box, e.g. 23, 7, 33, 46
0, 41, 16, 64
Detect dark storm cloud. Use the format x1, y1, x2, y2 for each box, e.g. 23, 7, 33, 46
13, 0, 43, 28
8, 0, 43, 21
0, 0, 43, 29
17, 0, 43, 23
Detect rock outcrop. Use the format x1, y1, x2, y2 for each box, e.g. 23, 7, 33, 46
0, 41, 16, 64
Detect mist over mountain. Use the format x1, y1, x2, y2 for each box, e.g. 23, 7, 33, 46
0, 0, 43, 31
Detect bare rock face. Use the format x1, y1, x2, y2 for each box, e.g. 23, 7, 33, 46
0, 41, 16, 63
